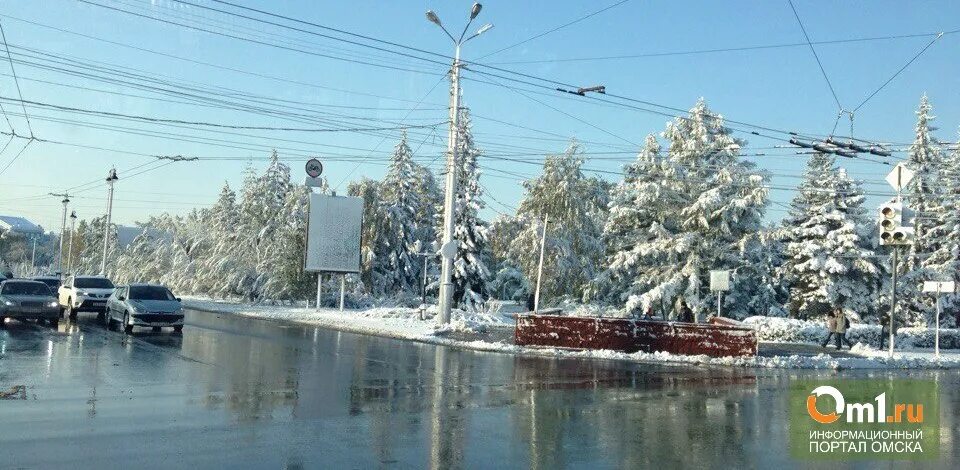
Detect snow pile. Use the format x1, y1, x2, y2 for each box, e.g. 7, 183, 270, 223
742, 315, 960, 350
187, 299, 960, 370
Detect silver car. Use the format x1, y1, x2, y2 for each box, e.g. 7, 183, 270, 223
106, 284, 185, 333
0, 280, 61, 327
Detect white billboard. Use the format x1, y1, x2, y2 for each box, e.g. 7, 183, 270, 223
305, 194, 363, 273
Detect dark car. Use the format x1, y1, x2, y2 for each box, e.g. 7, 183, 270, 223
32, 276, 61, 292
0, 280, 60, 327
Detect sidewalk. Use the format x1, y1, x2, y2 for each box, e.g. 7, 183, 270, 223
183, 298, 960, 370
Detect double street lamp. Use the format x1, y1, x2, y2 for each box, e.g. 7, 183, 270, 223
426, 3, 493, 325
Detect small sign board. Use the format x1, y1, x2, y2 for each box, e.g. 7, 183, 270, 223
710, 270, 730, 291
305, 158, 323, 178
885, 163, 914, 192
305, 194, 362, 273
922, 281, 955, 294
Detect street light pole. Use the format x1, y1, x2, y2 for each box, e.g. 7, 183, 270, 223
51, 192, 70, 274
427, 3, 492, 325
67, 211, 76, 274
100, 168, 118, 275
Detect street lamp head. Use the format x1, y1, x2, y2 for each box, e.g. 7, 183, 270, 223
470, 3, 482, 19
426, 10, 442, 27
476, 23, 493, 35
69, 211, 76, 219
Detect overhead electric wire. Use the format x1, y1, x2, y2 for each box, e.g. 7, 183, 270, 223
788, 0, 842, 110
852, 32, 946, 113
0, 20, 33, 137
485, 29, 959, 64
477, 0, 631, 59
76, 0, 448, 77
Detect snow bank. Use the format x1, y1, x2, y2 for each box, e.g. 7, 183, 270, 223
184, 299, 960, 370
742, 316, 960, 350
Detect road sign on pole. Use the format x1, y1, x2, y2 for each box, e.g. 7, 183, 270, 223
885, 163, 914, 197
922, 281, 955, 357
305, 158, 323, 178
710, 270, 730, 318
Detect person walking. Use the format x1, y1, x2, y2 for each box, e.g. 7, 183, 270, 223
820, 312, 838, 348
879, 311, 890, 349
834, 308, 853, 349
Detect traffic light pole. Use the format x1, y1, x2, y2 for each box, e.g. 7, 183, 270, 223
888, 247, 898, 358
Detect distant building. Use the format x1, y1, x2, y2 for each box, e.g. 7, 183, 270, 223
0, 215, 43, 236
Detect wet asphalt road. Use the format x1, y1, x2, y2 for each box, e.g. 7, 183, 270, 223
1, 309, 959, 469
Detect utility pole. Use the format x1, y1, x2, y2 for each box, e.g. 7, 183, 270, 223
30, 236, 37, 275
100, 168, 118, 276
50, 192, 70, 275
67, 211, 77, 274
426, 3, 493, 325
533, 214, 549, 312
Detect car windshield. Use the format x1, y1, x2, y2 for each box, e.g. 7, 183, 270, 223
75, 278, 115, 289
129, 286, 176, 301
1, 282, 52, 296
34, 278, 60, 289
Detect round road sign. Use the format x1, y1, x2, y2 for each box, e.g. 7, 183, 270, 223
305, 158, 323, 178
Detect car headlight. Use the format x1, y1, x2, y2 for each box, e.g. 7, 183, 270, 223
77, 291, 88, 296
2, 300, 12, 306
48, 301, 58, 308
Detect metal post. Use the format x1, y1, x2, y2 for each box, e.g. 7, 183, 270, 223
56, 195, 69, 274
935, 291, 941, 357
30, 237, 36, 274
438, 44, 462, 325
339, 274, 346, 311
315, 273, 322, 310
533, 214, 549, 312
717, 290, 722, 318
100, 168, 118, 276
888, 247, 898, 357
67, 211, 76, 274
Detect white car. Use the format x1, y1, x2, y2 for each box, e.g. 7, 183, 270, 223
58, 275, 115, 319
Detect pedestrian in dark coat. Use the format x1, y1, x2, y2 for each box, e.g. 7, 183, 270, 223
820, 313, 838, 348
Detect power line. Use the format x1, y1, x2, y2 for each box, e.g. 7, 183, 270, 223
787, 0, 842, 111
477, 0, 631, 59
0, 20, 32, 137
486, 30, 959, 65
0, 95, 446, 133
852, 32, 946, 113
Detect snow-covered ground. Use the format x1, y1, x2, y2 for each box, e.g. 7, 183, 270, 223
183, 298, 960, 370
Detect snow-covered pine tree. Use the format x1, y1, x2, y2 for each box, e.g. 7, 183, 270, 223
598, 99, 769, 318
925, 129, 960, 327
371, 133, 424, 297
779, 153, 882, 319
442, 107, 492, 309
900, 95, 944, 325
505, 142, 608, 302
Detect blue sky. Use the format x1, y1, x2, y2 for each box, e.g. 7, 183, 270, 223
0, 0, 957, 231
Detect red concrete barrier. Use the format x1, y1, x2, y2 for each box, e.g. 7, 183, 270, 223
515, 314, 757, 358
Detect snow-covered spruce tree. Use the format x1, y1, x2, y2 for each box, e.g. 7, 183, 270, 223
779, 153, 882, 319
238, 151, 292, 300
370, 133, 426, 297
925, 130, 960, 327
585, 134, 672, 311
195, 182, 248, 298
348, 177, 382, 292
596, 99, 770, 318
262, 183, 317, 301
505, 142, 608, 302
410, 160, 442, 250
899, 95, 944, 326
440, 107, 492, 310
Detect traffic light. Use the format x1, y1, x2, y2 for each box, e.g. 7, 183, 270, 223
878, 200, 914, 246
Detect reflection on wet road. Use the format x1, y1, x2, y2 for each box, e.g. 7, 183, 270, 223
0, 310, 958, 468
